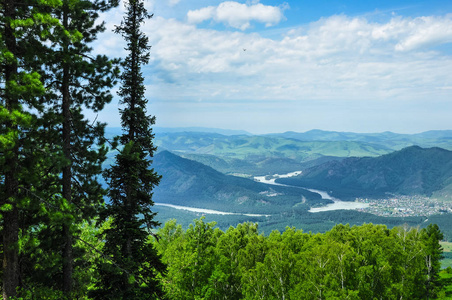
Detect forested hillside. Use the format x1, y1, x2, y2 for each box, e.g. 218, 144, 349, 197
152, 150, 324, 214
2, 0, 452, 299
154, 132, 392, 162
278, 146, 452, 200
269, 129, 452, 150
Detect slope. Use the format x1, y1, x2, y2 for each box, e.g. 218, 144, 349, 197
152, 151, 323, 214
277, 146, 452, 200
154, 132, 392, 161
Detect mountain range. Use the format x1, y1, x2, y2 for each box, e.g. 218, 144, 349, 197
102, 127, 452, 238
103, 127, 452, 210
267, 129, 452, 150
152, 150, 324, 214
277, 146, 452, 200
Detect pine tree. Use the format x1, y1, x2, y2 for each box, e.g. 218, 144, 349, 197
422, 223, 444, 299
0, 0, 119, 296
92, 0, 164, 298
34, 0, 119, 295
0, 0, 61, 297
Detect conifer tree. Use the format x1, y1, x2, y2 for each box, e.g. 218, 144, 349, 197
422, 223, 444, 299
93, 0, 164, 298
0, 0, 119, 296
36, 0, 119, 296
0, 0, 61, 297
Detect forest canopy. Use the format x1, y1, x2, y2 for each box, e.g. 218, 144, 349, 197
0, 0, 449, 299
156, 219, 445, 300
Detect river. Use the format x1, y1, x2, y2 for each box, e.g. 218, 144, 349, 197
154, 203, 270, 217
254, 172, 369, 213
155, 171, 368, 216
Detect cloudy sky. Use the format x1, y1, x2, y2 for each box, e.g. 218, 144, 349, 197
92, 0, 452, 134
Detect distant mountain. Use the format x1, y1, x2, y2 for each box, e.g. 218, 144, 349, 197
269, 130, 400, 142
104, 127, 251, 140
268, 130, 452, 150
152, 151, 323, 214
154, 132, 392, 162
277, 146, 452, 200
154, 127, 252, 136
180, 153, 343, 177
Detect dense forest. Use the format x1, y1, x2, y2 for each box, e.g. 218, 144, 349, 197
0, 0, 162, 298
0, 0, 450, 299
157, 219, 445, 300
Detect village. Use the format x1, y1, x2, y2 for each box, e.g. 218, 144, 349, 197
356, 195, 452, 217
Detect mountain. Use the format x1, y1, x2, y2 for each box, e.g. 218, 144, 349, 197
277, 146, 452, 200
154, 127, 252, 136
154, 132, 392, 161
179, 153, 344, 177
268, 130, 452, 150
152, 151, 323, 214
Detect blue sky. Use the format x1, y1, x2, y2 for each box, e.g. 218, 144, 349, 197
91, 0, 452, 134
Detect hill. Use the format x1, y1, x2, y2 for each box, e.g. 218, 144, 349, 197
153, 132, 392, 163
277, 146, 452, 200
268, 129, 452, 150
152, 151, 323, 214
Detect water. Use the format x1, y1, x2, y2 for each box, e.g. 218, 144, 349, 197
156, 171, 369, 216
254, 173, 369, 213
155, 203, 270, 217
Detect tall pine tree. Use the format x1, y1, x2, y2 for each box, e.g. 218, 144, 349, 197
35, 0, 119, 296
0, 0, 61, 297
92, 0, 164, 298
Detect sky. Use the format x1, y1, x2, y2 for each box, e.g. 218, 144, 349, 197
90, 0, 452, 134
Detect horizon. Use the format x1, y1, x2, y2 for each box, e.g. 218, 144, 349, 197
90, 0, 452, 134
105, 125, 452, 136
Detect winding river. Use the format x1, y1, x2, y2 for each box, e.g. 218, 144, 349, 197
154, 203, 270, 217
155, 171, 368, 216
254, 172, 369, 213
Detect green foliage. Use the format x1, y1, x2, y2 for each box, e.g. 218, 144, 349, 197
152, 150, 322, 215
154, 132, 392, 163
92, 0, 163, 298
1, 0, 118, 297
157, 220, 446, 299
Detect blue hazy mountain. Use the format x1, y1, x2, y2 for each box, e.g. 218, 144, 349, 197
277, 146, 452, 200
267, 129, 452, 150
152, 150, 324, 214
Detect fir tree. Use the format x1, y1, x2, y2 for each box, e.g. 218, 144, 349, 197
93, 0, 164, 298
38, 0, 119, 296
0, 0, 61, 297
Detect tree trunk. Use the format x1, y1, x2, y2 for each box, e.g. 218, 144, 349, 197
62, 62, 73, 296
2, 0, 20, 298
62, 4, 73, 292
2, 204, 19, 299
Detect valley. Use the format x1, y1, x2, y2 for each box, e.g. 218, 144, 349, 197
106, 128, 452, 240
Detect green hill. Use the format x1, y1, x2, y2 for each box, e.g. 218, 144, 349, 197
269, 129, 452, 150
277, 146, 452, 200
154, 132, 392, 162
152, 151, 323, 214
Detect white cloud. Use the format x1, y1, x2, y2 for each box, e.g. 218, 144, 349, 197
187, 1, 285, 30
186, 6, 215, 24
94, 7, 452, 132
142, 14, 452, 104
394, 16, 452, 51
168, 0, 181, 6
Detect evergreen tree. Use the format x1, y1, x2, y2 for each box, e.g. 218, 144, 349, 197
0, 0, 61, 297
33, 0, 119, 296
92, 0, 164, 298
422, 223, 444, 299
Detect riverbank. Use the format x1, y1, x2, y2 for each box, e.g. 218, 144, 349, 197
254, 173, 370, 213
